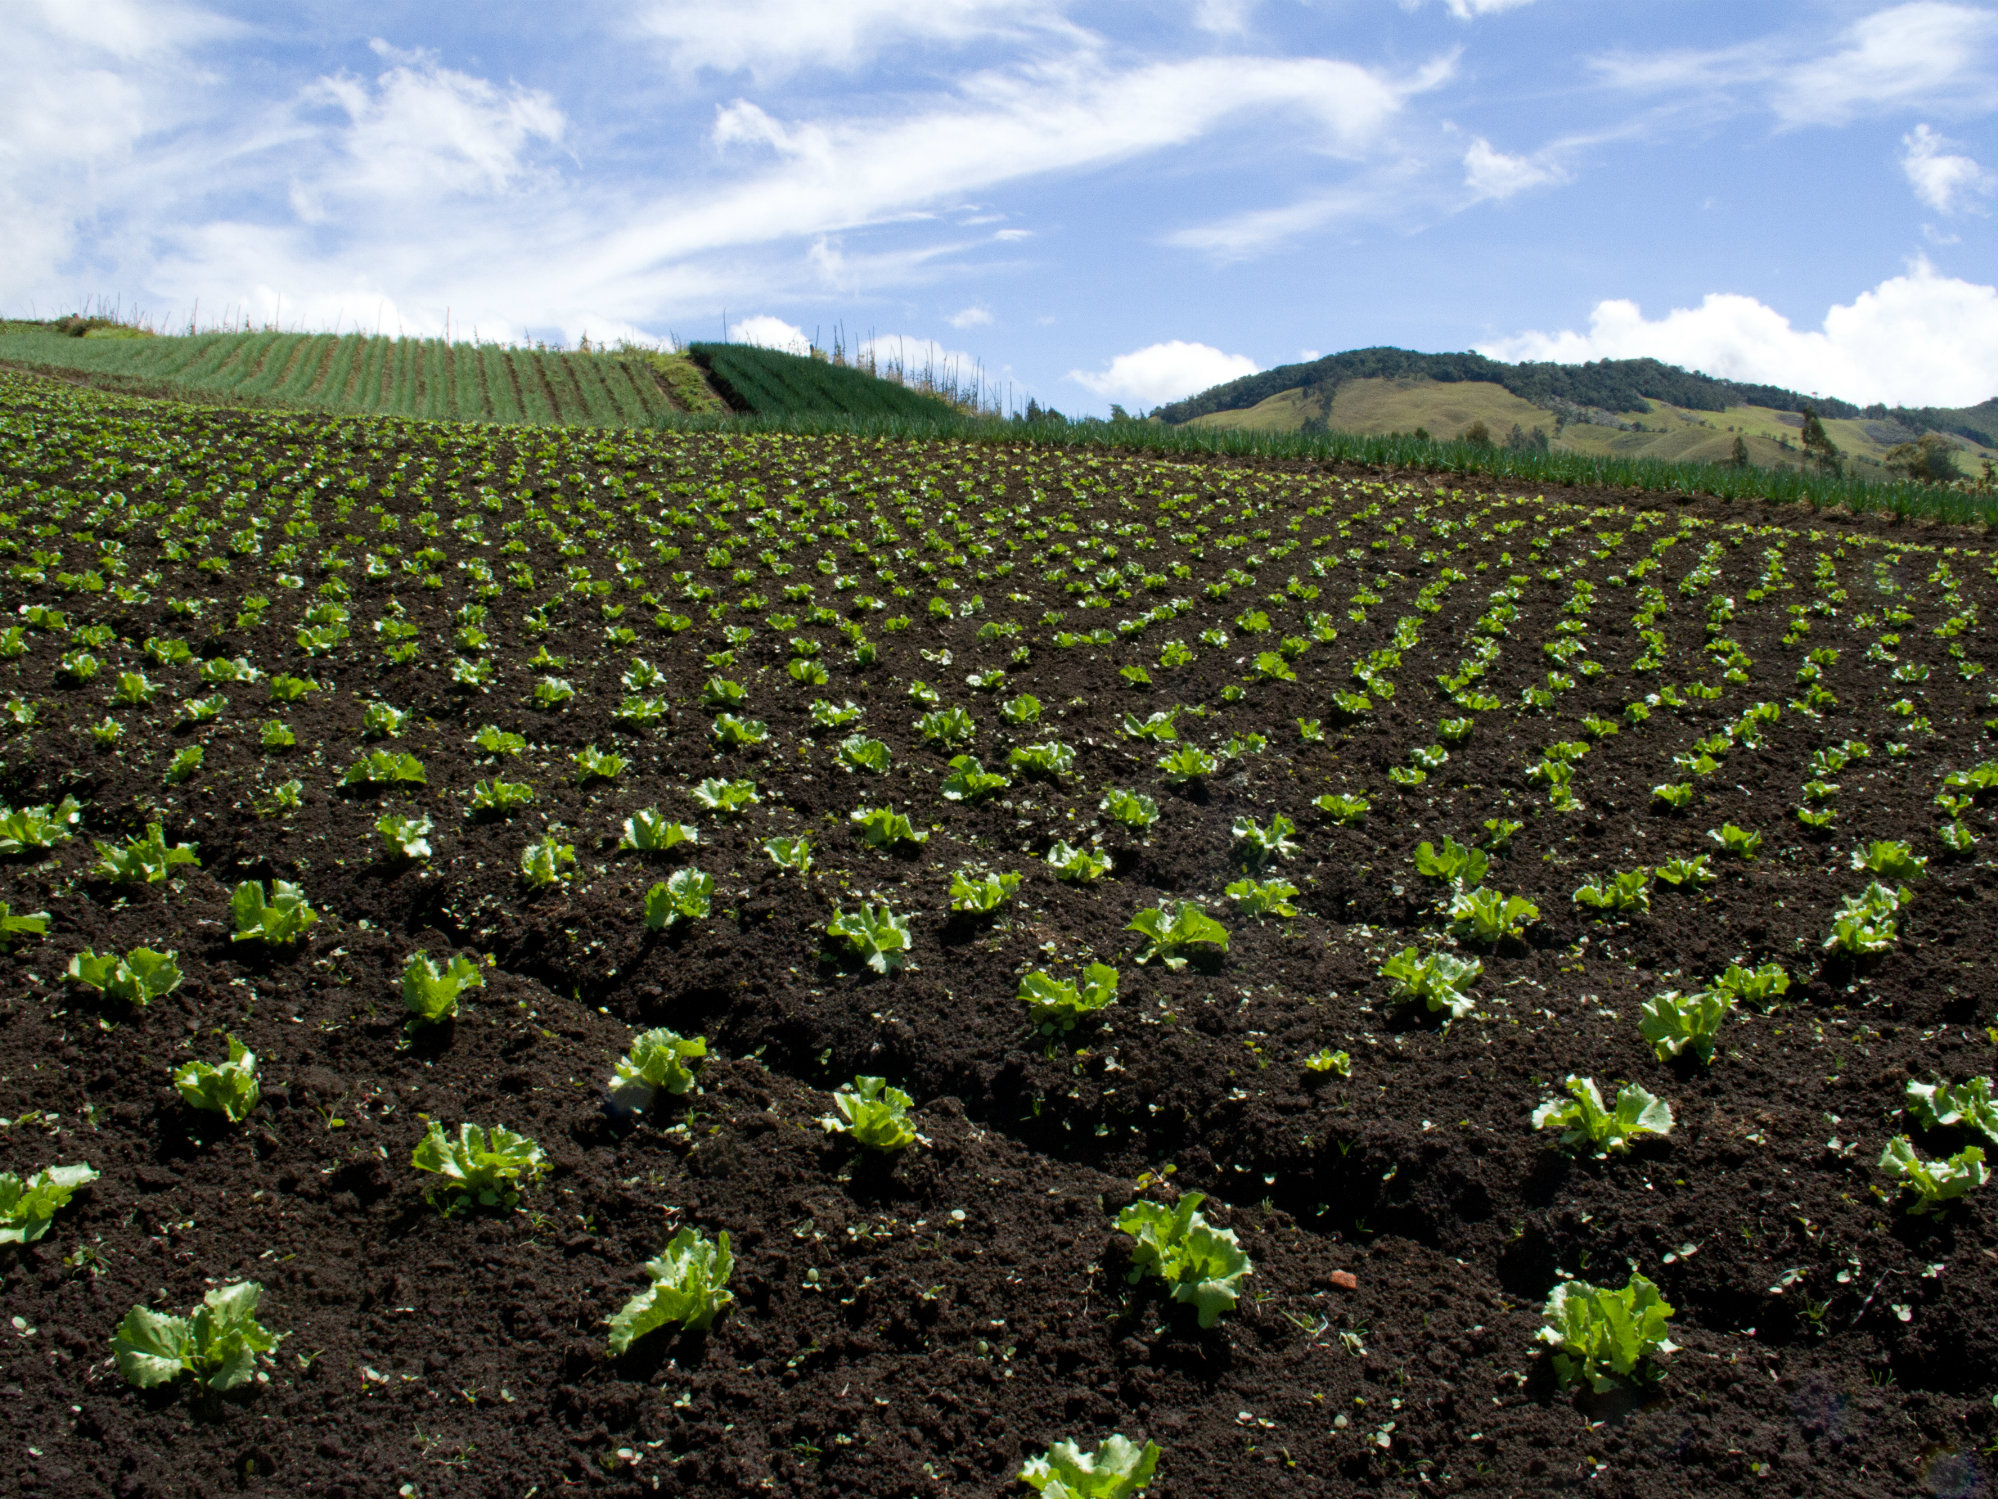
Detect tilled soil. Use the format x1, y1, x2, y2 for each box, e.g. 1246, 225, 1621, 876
0, 371, 1994, 1498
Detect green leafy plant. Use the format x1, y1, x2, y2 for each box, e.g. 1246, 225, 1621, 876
999, 693, 1042, 726
1303, 1047, 1351, 1076
1878, 1137, 1988, 1213
341, 749, 426, 788
0, 796, 80, 856
1531, 1076, 1674, 1155
111, 1282, 281, 1393
0, 1162, 97, 1245
268, 674, 316, 704
690, 777, 759, 814
1707, 823, 1761, 859
852, 805, 928, 848
65, 947, 182, 1006
1710, 961, 1789, 1007
466, 779, 535, 816
811, 699, 865, 730
1380, 947, 1482, 1019
532, 675, 576, 708
1116, 1193, 1252, 1328
710, 714, 769, 749
520, 831, 576, 887
762, 835, 813, 873
1047, 841, 1113, 883
403, 952, 483, 1027
574, 745, 629, 782
1653, 855, 1714, 887
229, 880, 317, 946
821, 1075, 918, 1150
1231, 812, 1297, 866
916, 706, 977, 747
376, 813, 433, 861
1538, 1273, 1676, 1392
1639, 988, 1734, 1063
941, 754, 1009, 800
471, 724, 526, 755
1313, 792, 1369, 824
622, 809, 696, 852
607, 1228, 735, 1352
1851, 839, 1926, 882
1448, 887, 1539, 944
836, 735, 892, 774
260, 720, 296, 751
1099, 788, 1159, 830
1121, 710, 1178, 743
645, 868, 714, 928
1019, 1436, 1161, 1499
949, 868, 1020, 914
1573, 869, 1652, 913
361, 701, 406, 738
164, 745, 203, 784
1156, 745, 1218, 783
1127, 902, 1229, 970
1413, 836, 1487, 892
110, 670, 156, 706
1824, 881, 1905, 954
0, 902, 48, 950
1019, 963, 1118, 1034
411, 1121, 550, 1211
1226, 876, 1299, 917
173, 1035, 261, 1122
827, 903, 913, 973
1010, 740, 1076, 779
1906, 1076, 1998, 1143
608, 1028, 708, 1106
1652, 781, 1695, 809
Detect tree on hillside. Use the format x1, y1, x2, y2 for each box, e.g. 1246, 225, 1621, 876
1799, 406, 1843, 476
1883, 434, 1962, 483
1505, 423, 1549, 454
1730, 435, 1750, 468
1461, 421, 1493, 447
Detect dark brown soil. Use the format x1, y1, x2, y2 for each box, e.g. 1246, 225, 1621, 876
0, 370, 1994, 1498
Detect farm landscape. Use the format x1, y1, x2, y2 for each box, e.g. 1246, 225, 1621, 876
0, 363, 1995, 1499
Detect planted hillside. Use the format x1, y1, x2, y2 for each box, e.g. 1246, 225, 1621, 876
689, 341, 962, 421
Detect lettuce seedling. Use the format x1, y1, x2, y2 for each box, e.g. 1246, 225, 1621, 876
1414, 836, 1487, 892
1653, 855, 1714, 887
645, 868, 714, 928
852, 805, 928, 848
376, 813, 433, 861
520, 832, 576, 888
173, 1035, 261, 1122
1100, 788, 1160, 830
268, 674, 316, 703
412, 1121, 550, 1211
616, 694, 669, 726
1878, 1137, 1988, 1213
403, 952, 483, 1026
1128, 902, 1229, 970
1538, 1273, 1676, 1392
609, 1027, 707, 1106
1906, 1076, 1998, 1143
607, 1227, 735, 1353
810, 699, 865, 730
763, 835, 813, 874
1448, 888, 1539, 945
360, 701, 406, 738
1303, 1047, 1351, 1076
1851, 839, 1926, 882
999, 693, 1043, 726
1710, 961, 1789, 1007
1116, 1192, 1252, 1328
66, 947, 182, 1006
1573, 869, 1652, 913
1231, 813, 1298, 866
230, 880, 318, 945
827, 903, 913, 973
1020, 963, 1119, 1034
1532, 1076, 1673, 1155
112, 1282, 281, 1393
1047, 841, 1113, 883
1010, 741, 1076, 780
1226, 876, 1299, 918
623, 809, 696, 852
470, 724, 526, 755
466, 779, 535, 816
941, 755, 1009, 800
0, 796, 80, 856
340, 750, 426, 787
164, 746, 204, 785
949, 868, 1020, 914
710, 714, 768, 749
111, 670, 156, 706
1652, 782, 1695, 809
0, 1162, 97, 1245
1020, 1436, 1161, 1499
0, 902, 48, 949
916, 706, 977, 747
1156, 746, 1218, 783
1824, 882, 1905, 954
1314, 792, 1369, 824
531, 675, 576, 709
690, 777, 759, 814
574, 745, 629, 781
1380, 947, 1482, 1019
821, 1075, 918, 1150
1120, 710, 1178, 742
837, 735, 892, 774
1639, 988, 1734, 1063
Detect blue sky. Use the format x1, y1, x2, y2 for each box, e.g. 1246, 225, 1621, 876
5, 0, 1996, 412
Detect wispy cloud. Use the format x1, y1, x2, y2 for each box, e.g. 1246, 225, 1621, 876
1462, 137, 1565, 199
1902, 122, 1995, 212
632, 0, 1082, 79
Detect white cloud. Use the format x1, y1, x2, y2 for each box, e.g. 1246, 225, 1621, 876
947, 305, 994, 327
728, 314, 812, 353
1477, 260, 1998, 407
1902, 123, 1994, 213
1068, 340, 1259, 406
1463, 137, 1564, 199
634, 0, 1076, 79
1442, 0, 1540, 17
1192, 0, 1257, 34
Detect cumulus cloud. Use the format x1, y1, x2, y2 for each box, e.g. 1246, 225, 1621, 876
947, 306, 994, 328
1902, 123, 1994, 213
1068, 340, 1259, 406
727, 314, 811, 353
1477, 260, 1998, 408
1463, 137, 1564, 200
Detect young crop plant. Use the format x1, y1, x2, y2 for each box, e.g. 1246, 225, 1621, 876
0, 1162, 98, 1245
1573, 869, 1652, 914
1652, 782, 1696, 809
645, 868, 714, 928
1010, 741, 1076, 780
608, 1028, 708, 1108
827, 903, 913, 973
173, 1035, 261, 1122
690, 778, 759, 814
607, 1227, 735, 1353
376, 813, 433, 861
1020, 963, 1119, 1034
0, 796, 80, 856
1878, 1137, 1988, 1213
949, 867, 1021, 914
111, 1282, 282, 1394
1047, 841, 1113, 884
1851, 840, 1926, 882
574, 745, 629, 782
1116, 1193, 1252, 1329
1414, 836, 1487, 893
1824, 882, 1906, 955
762, 835, 813, 874
1304, 1047, 1352, 1076
471, 724, 527, 756
1313, 792, 1369, 825
810, 699, 866, 731
412, 1121, 550, 1212
1532, 1076, 1674, 1155
1639, 988, 1735, 1063
229, 879, 318, 947
1100, 788, 1159, 831
710, 714, 769, 749
520, 831, 577, 888
66, 947, 182, 1006
1380, 947, 1482, 1020
1906, 1076, 1998, 1143
1157, 746, 1218, 784
1226, 876, 1299, 918
941, 755, 1009, 800
403, 952, 484, 1027
1538, 1273, 1677, 1392
821, 1076, 919, 1151
110, 670, 156, 707
1653, 855, 1715, 887
1231, 812, 1298, 866
1448, 887, 1539, 945
999, 693, 1043, 726
466, 779, 535, 817
361, 701, 407, 738
622, 809, 696, 852
836, 735, 892, 774
1128, 902, 1229, 970
852, 805, 928, 849
1020, 1436, 1161, 1499
164, 746, 204, 785
916, 706, 977, 748
1708, 823, 1762, 860
1709, 961, 1789, 1008
260, 720, 296, 752
340, 749, 426, 788
1121, 710, 1178, 743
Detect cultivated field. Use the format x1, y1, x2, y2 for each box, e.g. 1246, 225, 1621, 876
0, 369, 1993, 1498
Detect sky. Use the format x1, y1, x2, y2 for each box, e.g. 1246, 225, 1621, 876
3, 0, 1996, 414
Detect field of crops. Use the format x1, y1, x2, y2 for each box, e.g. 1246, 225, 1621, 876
0, 366, 1994, 1499
689, 343, 965, 423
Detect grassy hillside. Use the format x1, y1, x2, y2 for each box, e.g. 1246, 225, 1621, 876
0, 325, 726, 426
688, 341, 963, 421
1188, 375, 1998, 480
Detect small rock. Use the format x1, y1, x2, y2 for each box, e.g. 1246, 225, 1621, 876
1328, 1270, 1358, 1291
